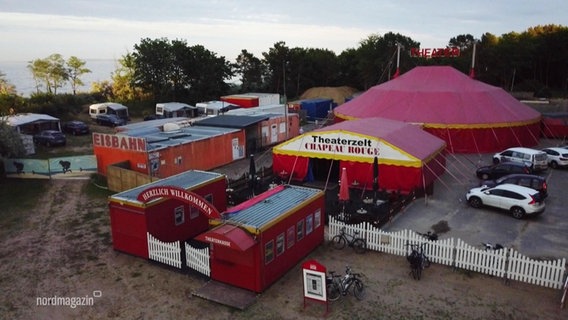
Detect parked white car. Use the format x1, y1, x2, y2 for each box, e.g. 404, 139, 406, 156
541, 147, 568, 168
466, 184, 545, 219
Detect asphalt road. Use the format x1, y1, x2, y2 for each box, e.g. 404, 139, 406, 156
384, 140, 568, 260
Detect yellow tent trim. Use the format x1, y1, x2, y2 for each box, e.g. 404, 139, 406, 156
334, 113, 542, 129
273, 129, 425, 168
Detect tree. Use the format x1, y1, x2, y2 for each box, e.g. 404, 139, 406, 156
67, 56, 91, 95
0, 121, 26, 160
28, 54, 69, 94
0, 71, 16, 95
235, 49, 266, 92
182, 44, 234, 102
130, 38, 233, 103
262, 41, 291, 96
354, 32, 419, 89
131, 37, 174, 100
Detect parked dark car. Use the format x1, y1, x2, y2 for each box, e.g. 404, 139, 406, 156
95, 114, 126, 127
479, 173, 548, 199
33, 130, 67, 147
62, 120, 90, 135
475, 162, 530, 180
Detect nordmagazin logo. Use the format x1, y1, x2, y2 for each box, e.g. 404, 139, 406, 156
36, 290, 102, 308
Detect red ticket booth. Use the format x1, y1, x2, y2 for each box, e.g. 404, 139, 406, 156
196, 185, 325, 293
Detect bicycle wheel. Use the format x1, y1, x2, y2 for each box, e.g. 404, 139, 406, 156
327, 282, 341, 301
414, 263, 422, 280
352, 238, 366, 254
353, 279, 365, 300
423, 255, 431, 268
331, 235, 346, 250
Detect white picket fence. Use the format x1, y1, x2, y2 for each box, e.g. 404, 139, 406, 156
328, 217, 567, 289
147, 233, 182, 269
185, 243, 210, 277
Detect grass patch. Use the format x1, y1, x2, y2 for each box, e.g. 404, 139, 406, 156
84, 174, 112, 199
0, 179, 49, 236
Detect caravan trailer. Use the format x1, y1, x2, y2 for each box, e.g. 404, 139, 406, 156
156, 102, 198, 118
195, 101, 240, 116
89, 103, 129, 122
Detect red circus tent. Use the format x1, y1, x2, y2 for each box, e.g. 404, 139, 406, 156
334, 66, 542, 153
272, 117, 447, 194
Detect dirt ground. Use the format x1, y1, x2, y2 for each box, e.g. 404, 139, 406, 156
0, 179, 566, 320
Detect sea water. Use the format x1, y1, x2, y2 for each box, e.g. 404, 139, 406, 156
0, 59, 118, 97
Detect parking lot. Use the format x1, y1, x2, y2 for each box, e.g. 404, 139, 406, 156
384, 139, 568, 260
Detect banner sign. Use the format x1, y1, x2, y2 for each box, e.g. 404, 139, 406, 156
410, 47, 460, 58
137, 185, 221, 219
93, 132, 147, 152
275, 131, 414, 162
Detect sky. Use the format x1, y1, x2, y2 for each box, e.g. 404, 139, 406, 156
0, 0, 567, 63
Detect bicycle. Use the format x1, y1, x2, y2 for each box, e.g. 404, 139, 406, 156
417, 231, 438, 241
405, 242, 431, 280
481, 242, 504, 251
326, 265, 365, 301
331, 226, 367, 254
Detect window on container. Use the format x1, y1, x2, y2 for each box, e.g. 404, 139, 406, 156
297, 220, 304, 241
306, 214, 313, 235
174, 206, 185, 226
276, 233, 285, 256
189, 206, 199, 219
287, 226, 295, 249
265, 240, 275, 264
314, 209, 321, 229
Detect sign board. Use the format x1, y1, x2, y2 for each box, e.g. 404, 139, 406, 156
93, 132, 147, 152
275, 131, 416, 163
302, 259, 327, 302
410, 47, 460, 58
136, 185, 221, 219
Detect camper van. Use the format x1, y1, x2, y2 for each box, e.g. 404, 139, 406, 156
195, 101, 240, 116
156, 102, 198, 118
89, 103, 129, 122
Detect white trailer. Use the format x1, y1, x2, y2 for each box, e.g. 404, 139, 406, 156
89, 102, 129, 121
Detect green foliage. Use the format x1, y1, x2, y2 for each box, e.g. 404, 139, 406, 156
0, 71, 16, 95
130, 38, 234, 104
236, 49, 267, 92
27, 54, 93, 96
0, 121, 26, 159
3, 24, 568, 119
67, 56, 92, 95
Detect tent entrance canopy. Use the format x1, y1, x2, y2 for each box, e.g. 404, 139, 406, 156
273, 130, 421, 167
196, 224, 257, 252
271, 118, 447, 193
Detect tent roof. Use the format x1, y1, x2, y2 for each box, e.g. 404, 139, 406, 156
312, 117, 446, 161
157, 102, 197, 111
4, 113, 60, 127
334, 66, 541, 128
273, 117, 445, 167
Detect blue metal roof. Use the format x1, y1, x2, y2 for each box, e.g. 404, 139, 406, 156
224, 185, 322, 231
109, 170, 225, 205
116, 123, 241, 151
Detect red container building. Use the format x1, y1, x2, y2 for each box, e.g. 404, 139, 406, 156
220, 94, 259, 108
196, 185, 325, 293
108, 170, 228, 259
